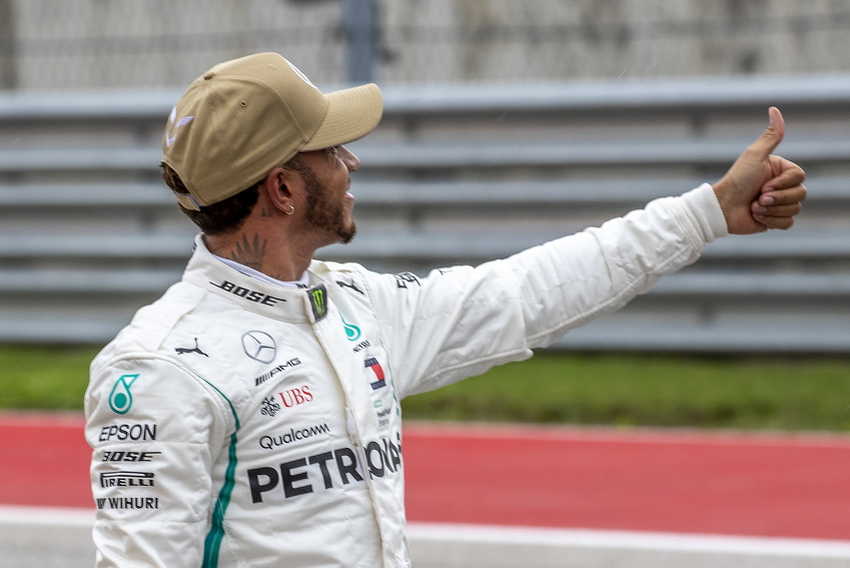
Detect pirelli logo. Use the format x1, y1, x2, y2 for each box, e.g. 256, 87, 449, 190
100, 471, 155, 488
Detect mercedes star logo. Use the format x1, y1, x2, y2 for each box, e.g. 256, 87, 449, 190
242, 331, 277, 364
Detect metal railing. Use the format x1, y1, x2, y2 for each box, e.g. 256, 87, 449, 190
0, 74, 848, 352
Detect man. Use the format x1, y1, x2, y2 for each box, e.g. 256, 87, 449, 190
85, 52, 806, 568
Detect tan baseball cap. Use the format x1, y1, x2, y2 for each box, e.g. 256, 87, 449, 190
161, 52, 383, 210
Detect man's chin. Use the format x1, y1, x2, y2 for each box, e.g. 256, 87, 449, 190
337, 221, 357, 245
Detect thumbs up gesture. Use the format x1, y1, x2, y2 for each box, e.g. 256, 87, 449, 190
712, 107, 807, 234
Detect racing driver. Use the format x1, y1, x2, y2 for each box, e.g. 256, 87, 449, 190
85, 52, 806, 568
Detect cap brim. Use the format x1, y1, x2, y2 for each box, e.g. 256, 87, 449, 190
301, 83, 383, 151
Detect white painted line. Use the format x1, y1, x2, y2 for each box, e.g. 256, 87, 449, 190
4, 506, 849, 560
407, 523, 850, 559
0, 505, 94, 527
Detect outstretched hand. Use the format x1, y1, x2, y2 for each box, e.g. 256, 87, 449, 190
712, 107, 807, 234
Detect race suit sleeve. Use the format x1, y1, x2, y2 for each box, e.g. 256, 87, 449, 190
85, 355, 235, 568
511, 183, 727, 349
367, 184, 727, 398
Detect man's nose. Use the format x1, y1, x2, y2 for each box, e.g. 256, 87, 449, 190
340, 146, 360, 172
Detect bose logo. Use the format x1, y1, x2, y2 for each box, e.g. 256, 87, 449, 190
211, 280, 286, 307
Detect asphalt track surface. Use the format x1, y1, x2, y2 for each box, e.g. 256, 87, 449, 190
3, 413, 850, 567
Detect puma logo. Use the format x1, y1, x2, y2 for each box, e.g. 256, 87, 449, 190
175, 338, 209, 357
336, 279, 364, 295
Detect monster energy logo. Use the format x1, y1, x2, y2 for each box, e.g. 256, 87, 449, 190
308, 284, 328, 321
109, 374, 139, 415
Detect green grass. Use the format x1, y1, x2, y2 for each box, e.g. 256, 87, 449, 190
402, 352, 850, 431
0, 345, 102, 410
2, 345, 850, 431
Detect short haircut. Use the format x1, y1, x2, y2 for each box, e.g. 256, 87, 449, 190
161, 162, 259, 235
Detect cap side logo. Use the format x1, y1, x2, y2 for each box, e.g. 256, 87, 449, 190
165, 106, 195, 147
285, 59, 318, 90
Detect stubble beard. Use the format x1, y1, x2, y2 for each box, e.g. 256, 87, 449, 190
290, 156, 357, 245
301, 165, 357, 245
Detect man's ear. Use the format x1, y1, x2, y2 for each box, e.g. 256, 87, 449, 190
262, 167, 298, 214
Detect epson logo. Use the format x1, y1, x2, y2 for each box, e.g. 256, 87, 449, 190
98, 423, 157, 442
100, 471, 155, 488
211, 280, 286, 306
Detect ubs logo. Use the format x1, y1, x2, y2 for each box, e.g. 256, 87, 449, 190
279, 386, 314, 409
242, 331, 276, 363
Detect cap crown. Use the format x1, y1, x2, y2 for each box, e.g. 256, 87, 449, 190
162, 53, 331, 207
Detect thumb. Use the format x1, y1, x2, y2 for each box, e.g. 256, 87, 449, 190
748, 106, 785, 157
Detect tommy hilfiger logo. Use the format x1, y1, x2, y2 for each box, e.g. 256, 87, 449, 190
364, 358, 386, 390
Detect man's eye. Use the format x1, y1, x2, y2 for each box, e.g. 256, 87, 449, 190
326, 146, 340, 158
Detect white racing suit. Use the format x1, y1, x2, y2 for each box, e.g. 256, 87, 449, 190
85, 184, 727, 567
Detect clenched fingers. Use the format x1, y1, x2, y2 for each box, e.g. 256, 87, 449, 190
752, 202, 802, 217
757, 184, 807, 207
753, 213, 796, 230
751, 184, 806, 230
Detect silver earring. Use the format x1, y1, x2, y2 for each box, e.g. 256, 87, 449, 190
286, 204, 295, 215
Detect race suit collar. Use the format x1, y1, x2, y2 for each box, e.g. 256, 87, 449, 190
210, 253, 310, 289
182, 234, 321, 323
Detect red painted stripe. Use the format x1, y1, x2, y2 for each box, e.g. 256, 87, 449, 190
0, 413, 91, 508
402, 423, 850, 540
2, 414, 849, 540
